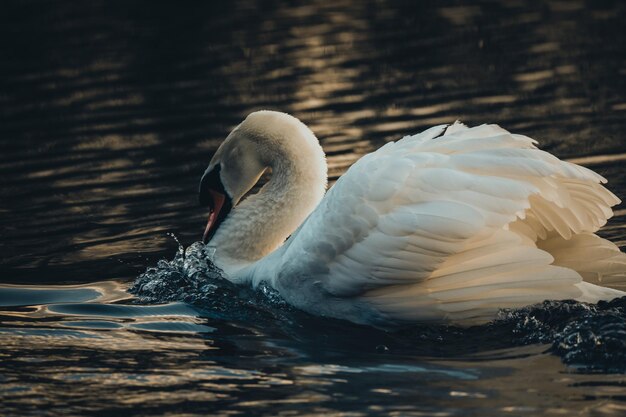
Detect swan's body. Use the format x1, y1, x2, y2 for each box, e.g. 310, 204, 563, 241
199, 111, 626, 326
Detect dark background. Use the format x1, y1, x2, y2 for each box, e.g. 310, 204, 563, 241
1, 0, 625, 283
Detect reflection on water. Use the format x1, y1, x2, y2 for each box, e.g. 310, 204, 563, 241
1, 0, 626, 415
2, 281, 626, 416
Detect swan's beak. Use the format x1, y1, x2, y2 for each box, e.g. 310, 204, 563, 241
202, 189, 226, 243
199, 166, 232, 243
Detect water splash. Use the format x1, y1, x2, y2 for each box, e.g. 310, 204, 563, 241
494, 298, 626, 372
130, 242, 626, 373
129, 241, 227, 304
129, 241, 292, 322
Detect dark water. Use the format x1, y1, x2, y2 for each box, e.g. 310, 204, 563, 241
2, 0, 626, 415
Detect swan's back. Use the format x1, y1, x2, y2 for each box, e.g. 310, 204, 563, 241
262, 122, 626, 325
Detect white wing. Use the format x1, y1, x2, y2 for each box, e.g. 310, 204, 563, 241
270, 123, 624, 325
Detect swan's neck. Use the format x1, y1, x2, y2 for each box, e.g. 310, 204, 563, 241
208, 136, 327, 281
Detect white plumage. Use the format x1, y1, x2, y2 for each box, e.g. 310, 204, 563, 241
200, 111, 626, 326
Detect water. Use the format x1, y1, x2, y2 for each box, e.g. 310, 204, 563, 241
2, 0, 626, 415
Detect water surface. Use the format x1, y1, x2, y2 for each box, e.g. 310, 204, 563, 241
1, 0, 626, 415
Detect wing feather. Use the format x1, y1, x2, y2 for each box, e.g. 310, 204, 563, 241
270, 123, 624, 324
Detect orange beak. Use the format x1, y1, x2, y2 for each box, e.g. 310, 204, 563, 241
202, 189, 227, 243
199, 165, 232, 244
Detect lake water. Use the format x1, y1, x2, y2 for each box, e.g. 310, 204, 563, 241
1, 0, 626, 415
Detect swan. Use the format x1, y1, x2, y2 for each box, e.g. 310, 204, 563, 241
198, 110, 626, 326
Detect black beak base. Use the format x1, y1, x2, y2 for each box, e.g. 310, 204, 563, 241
199, 165, 225, 208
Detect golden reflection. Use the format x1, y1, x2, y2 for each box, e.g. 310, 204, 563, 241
565, 153, 626, 167
429, 346, 626, 415
528, 42, 561, 54
74, 133, 158, 151
439, 6, 482, 25
513, 69, 555, 84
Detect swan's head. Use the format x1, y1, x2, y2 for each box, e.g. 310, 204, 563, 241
199, 110, 325, 244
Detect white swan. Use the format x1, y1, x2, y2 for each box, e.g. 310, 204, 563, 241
198, 110, 626, 326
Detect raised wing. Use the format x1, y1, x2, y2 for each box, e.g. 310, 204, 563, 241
272, 123, 622, 324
